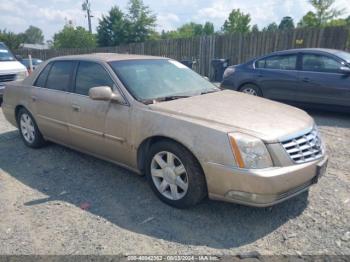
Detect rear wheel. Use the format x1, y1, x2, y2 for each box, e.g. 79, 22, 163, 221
17, 108, 46, 148
145, 140, 207, 208
240, 84, 262, 97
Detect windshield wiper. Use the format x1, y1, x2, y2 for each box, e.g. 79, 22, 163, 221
141, 95, 191, 105
200, 89, 220, 95
143, 91, 219, 105
160, 95, 191, 101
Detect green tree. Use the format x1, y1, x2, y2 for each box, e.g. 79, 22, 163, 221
161, 30, 178, 39
97, 6, 129, 46
263, 22, 278, 32
346, 16, 350, 25
53, 26, 96, 48
311, 0, 345, 25
148, 30, 161, 41
279, 16, 295, 30
0, 29, 24, 49
326, 15, 350, 26
177, 22, 203, 38
251, 24, 259, 33
298, 11, 319, 27
326, 18, 347, 26
203, 22, 214, 35
222, 9, 251, 33
23, 25, 44, 44
126, 0, 157, 43
161, 21, 215, 39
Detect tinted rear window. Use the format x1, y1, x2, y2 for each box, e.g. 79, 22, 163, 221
46, 61, 75, 91
34, 63, 52, 87
256, 55, 297, 70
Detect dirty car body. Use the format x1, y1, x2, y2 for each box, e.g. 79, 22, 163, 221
2, 53, 328, 208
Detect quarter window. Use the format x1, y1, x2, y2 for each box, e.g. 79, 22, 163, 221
46, 61, 75, 91
302, 54, 342, 73
75, 62, 114, 96
34, 63, 52, 87
255, 59, 266, 68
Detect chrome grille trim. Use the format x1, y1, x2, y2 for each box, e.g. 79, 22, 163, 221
281, 128, 324, 164
0, 74, 16, 83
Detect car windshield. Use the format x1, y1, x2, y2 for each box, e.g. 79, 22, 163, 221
0, 43, 16, 61
335, 50, 350, 63
109, 59, 219, 102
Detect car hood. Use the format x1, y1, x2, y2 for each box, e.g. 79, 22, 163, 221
149, 90, 314, 143
0, 61, 27, 74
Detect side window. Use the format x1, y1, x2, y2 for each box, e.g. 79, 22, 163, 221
75, 61, 114, 96
264, 55, 297, 70
302, 54, 342, 73
255, 59, 265, 68
34, 63, 52, 87
46, 61, 75, 91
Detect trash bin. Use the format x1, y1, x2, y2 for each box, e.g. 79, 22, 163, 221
211, 58, 229, 82
180, 60, 194, 69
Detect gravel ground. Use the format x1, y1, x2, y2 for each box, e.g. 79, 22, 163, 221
0, 107, 349, 256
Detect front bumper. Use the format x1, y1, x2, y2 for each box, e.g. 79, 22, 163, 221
204, 156, 328, 207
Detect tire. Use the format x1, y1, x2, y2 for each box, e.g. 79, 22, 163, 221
16, 108, 46, 148
145, 140, 207, 208
240, 84, 262, 97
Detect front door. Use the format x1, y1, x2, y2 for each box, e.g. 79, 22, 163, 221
297, 53, 350, 107
67, 61, 130, 163
32, 61, 76, 144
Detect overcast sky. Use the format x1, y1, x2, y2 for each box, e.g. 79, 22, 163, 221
0, 0, 349, 41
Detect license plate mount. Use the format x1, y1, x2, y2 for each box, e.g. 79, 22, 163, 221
313, 158, 328, 184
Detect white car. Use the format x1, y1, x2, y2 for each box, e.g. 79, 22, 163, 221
0, 42, 28, 103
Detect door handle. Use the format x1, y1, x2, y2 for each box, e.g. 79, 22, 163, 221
302, 77, 310, 83
72, 104, 80, 112
31, 95, 37, 102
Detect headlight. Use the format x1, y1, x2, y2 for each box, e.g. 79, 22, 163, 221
15, 71, 28, 81
228, 133, 273, 169
223, 66, 235, 79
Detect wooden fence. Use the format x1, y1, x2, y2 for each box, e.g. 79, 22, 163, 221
15, 26, 350, 77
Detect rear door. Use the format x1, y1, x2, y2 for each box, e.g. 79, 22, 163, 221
256, 54, 300, 102
297, 53, 350, 107
32, 61, 76, 144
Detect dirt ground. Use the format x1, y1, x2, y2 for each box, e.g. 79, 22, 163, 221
0, 107, 349, 256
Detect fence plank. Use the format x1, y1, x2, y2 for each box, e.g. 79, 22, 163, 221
14, 26, 350, 76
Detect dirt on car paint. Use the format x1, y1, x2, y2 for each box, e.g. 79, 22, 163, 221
0, 108, 349, 256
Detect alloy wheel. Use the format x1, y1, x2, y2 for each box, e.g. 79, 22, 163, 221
150, 151, 189, 200
20, 113, 35, 144
242, 87, 258, 96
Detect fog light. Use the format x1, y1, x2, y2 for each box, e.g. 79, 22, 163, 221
225, 190, 276, 204
226, 191, 258, 202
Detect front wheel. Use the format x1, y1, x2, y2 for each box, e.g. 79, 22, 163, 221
17, 108, 46, 148
145, 140, 207, 208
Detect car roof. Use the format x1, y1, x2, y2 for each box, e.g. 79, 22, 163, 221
269, 48, 342, 56
48, 53, 168, 62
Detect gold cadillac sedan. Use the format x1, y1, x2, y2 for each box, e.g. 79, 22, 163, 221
2, 53, 328, 208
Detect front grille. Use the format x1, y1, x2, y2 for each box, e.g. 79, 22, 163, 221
281, 128, 324, 164
0, 74, 16, 83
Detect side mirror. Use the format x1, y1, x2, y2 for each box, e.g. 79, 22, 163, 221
89, 86, 123, 103
15, 55, 23, 61
340, 66, 350, 74
203, 76, 210, 81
